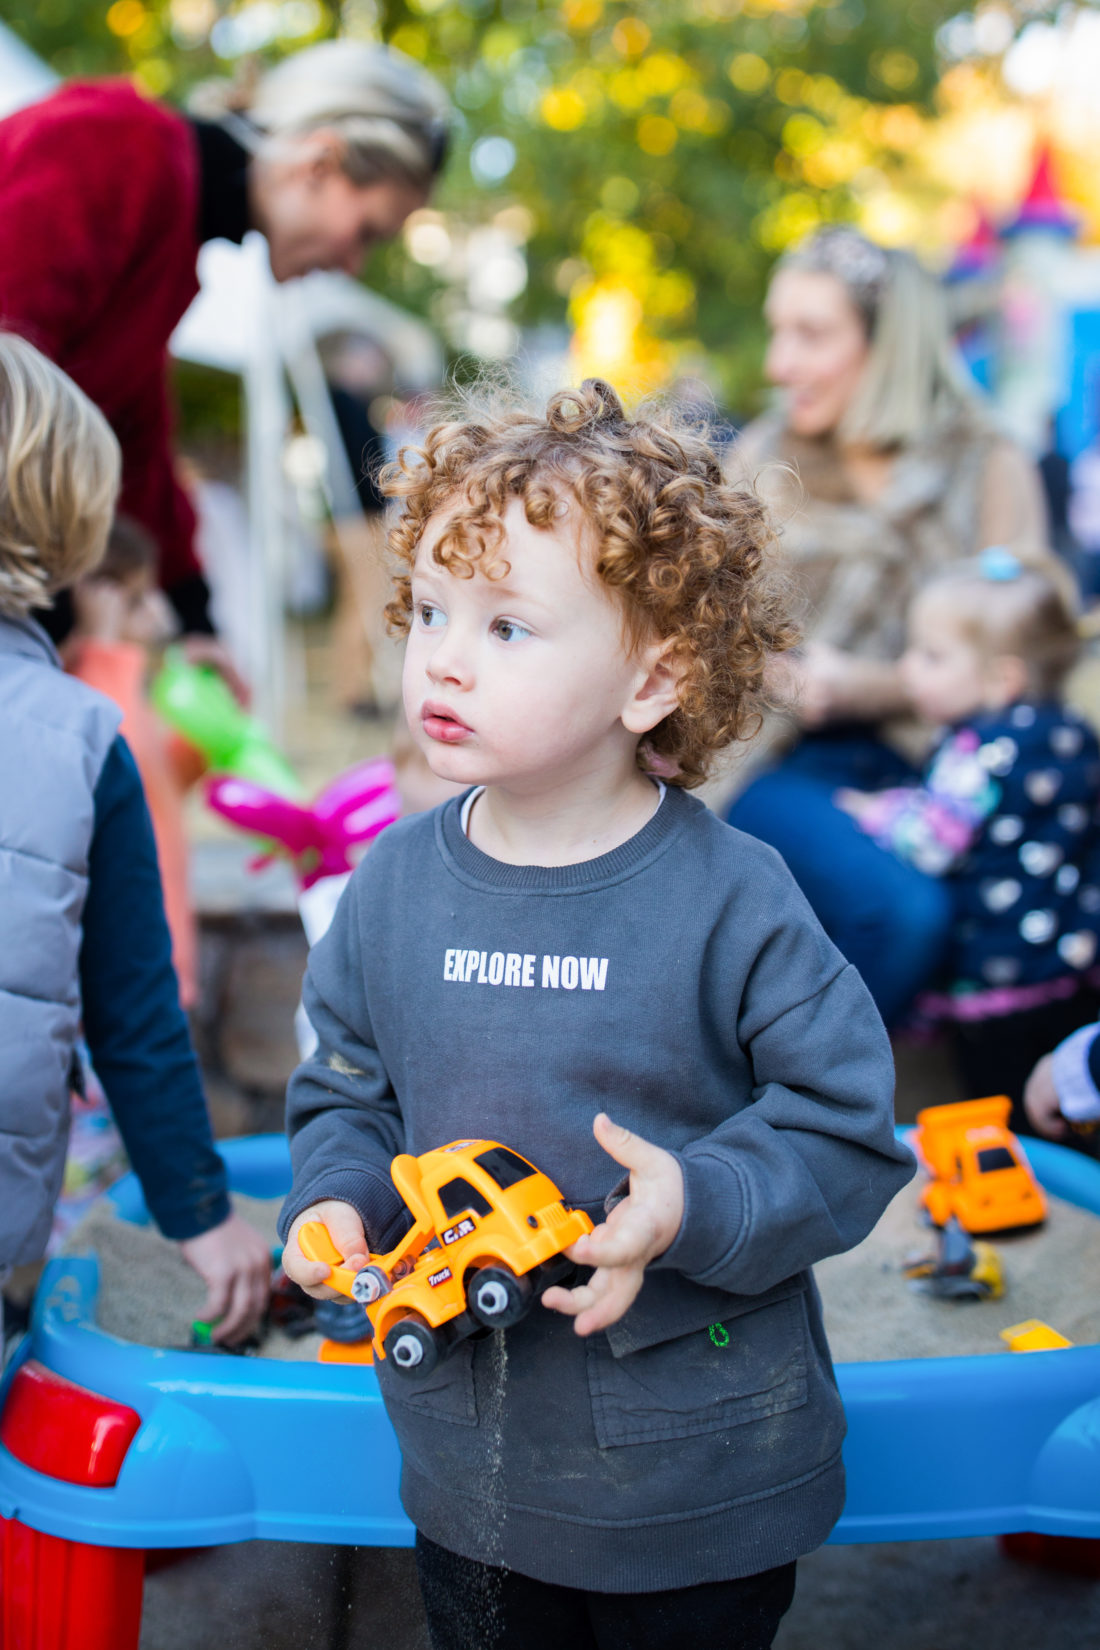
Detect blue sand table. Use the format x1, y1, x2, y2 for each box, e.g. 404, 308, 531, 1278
1, 1132, 1098, 1551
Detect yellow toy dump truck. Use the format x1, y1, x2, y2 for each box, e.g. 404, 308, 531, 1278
915, 1097, 1046, 1235
300, 1140, 593, 1377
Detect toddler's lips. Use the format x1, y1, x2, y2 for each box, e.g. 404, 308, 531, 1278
422, 703, 472, 744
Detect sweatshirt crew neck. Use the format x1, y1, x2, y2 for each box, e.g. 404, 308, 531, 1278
437, 782, 692, 893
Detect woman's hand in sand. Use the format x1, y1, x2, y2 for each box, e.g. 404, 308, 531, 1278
179, 1211, 272, 1345
283, 1200, 370, 1301
1023, 1054, 1073, 1141
542, 1114, 684, 1337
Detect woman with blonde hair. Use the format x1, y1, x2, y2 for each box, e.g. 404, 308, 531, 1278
0, 39, 449, 666
725, 225, 1052, 1025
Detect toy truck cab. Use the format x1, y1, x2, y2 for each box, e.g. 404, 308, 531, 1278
916, 1098, 1047, 1234
302, 1140, 593, 1377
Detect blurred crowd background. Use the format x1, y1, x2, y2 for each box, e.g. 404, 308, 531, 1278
7, 0, 1100, 1127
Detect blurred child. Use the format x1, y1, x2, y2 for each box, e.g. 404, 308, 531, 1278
837, 548, 1100, 1129
0, 332, 269, 1343
278, 379, 911, 1650
65, 517, 204, 1008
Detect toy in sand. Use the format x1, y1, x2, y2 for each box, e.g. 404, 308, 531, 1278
816, 1171, 1100, 1362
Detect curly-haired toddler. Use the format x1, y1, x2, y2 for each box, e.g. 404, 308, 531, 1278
279, 379, 912, 1650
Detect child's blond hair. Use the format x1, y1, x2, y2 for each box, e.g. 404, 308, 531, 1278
0, 333, 120, 619
382, 378, 797, 788
917, 551, 1080, 699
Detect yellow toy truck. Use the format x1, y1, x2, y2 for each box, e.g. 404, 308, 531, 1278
915, 1097, 1046, 1235
300, 1140, 593, 1377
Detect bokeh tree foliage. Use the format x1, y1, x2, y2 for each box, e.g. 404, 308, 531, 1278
12, 0, 972, 408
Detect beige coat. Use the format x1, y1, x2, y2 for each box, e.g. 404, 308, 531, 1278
730, 411, 1048, 661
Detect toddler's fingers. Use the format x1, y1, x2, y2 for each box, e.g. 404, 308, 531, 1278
542, 1279, 599, 1319
196, 1271, 232, 1333
567, 1270, 645, 1337
212, 1270, 261, 1345
542, 1264, 644, 1335
578, 1205, 655, 1268
281, 1244, 340, 1296
591, 1112, 670, 1179
316, 1207, 369, 1268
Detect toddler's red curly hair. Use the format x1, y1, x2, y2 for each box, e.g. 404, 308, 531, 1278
382, 378, 796, 788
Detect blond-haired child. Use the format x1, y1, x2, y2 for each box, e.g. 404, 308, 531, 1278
838, 549, 1100, 1128
280, 380, 911, 1649
0, 332, 268, 1342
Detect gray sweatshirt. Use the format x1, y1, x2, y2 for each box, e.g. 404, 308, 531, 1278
282, 785, 913, 1592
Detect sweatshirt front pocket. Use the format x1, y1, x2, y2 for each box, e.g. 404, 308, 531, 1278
377, 1338, 479, 1428
586, 1288, 808, 1449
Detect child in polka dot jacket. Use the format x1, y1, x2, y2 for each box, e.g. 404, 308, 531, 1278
837, 549, 1100, 1130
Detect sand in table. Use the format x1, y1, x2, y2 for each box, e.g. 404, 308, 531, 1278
60, 1177, 1100, 1366
816, 1173, 1100, 1362
59, 1194, 325, 1361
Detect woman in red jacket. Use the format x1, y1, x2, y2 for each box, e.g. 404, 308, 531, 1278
0, 39, 449, 663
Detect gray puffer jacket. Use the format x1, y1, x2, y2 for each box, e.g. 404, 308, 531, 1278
0, 615, 120, 1266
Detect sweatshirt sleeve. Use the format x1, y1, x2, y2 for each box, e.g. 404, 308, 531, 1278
278, 877, 412, 1248
1051, 1022, 1100, 1124
655, 870, 915, 1296
80, 736, 230, 1241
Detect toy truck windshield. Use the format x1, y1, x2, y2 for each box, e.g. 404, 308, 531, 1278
438, 1178, 492, 1219
474, 1147, 536, 1189
976, 1147, 1018, 1174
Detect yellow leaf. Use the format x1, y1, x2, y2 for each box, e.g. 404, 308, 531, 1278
637, 114, 678, 156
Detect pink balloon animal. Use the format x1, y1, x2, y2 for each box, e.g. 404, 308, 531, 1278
206, 757, 400, 888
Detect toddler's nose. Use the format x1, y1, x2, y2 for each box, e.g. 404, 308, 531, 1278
426, 630, 472, 688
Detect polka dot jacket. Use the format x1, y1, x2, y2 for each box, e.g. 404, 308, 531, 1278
854, 702, 1100, 995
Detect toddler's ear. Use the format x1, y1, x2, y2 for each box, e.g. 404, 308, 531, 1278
621, 641, 684, 735
986, 653, 1029, 711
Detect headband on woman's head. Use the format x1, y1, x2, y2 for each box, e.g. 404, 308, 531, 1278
783, 226, 891, 325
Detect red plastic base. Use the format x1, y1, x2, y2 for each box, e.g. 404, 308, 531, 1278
0, 1363, 140, 1488
0, 1518, 144, 1649
999, 1530, 1100, 1576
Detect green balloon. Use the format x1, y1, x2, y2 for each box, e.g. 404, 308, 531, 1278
151, 649, 302, 799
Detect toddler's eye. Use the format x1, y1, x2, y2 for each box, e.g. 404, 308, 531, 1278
492, 618, 531, 643
417, 601, 445, 629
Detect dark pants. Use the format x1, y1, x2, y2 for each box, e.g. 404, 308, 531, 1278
728, 730, 954, 1028
953, 987, 1100, 1145
415, 1533, 797, 1650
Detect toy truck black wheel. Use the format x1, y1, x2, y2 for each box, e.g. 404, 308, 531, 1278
467, 1266, 532, 1330
384, 1316, 441, 1377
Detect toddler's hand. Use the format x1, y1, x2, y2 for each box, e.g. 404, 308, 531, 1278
542, 1114, 684, 1337
283, 1200, 369, 1300
797, 641, 855, 728
834, 787, 872, 822
1023, 1054, 1072, 1141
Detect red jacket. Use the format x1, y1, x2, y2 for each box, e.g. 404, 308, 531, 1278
0, 80, 203, 593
